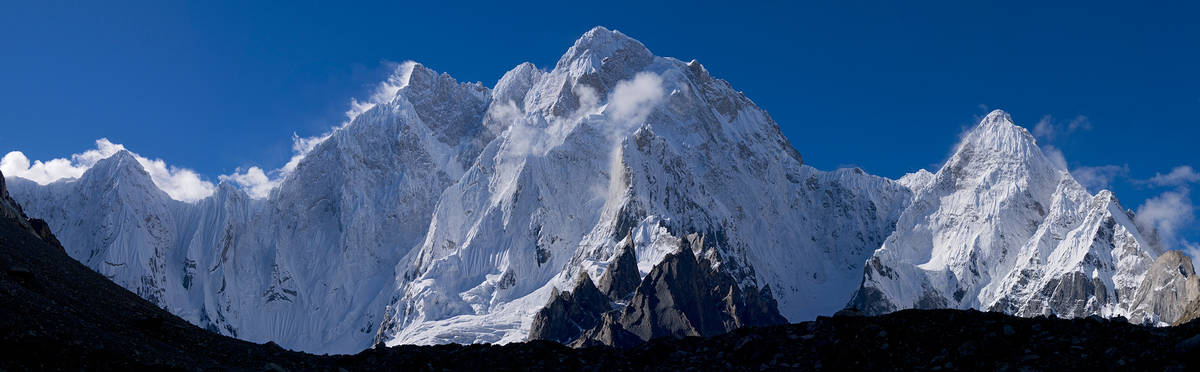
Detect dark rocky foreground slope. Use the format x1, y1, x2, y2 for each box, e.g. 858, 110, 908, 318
1, 173, 1199, 370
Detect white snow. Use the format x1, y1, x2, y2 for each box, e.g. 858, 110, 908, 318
5, 27, 1185, 356
857, 110, 1166, 320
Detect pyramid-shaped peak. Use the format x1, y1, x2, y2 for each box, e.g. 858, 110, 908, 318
89, 150, 147, 178
935, 109, 1068, 180
557, 26, 653, 70
403, 62, 446, 87
102, 150, 141, 170
980, 109, 1014, 127
576, 26, 639, 48
82, 150, 162, 193
961, 109, 1039, 153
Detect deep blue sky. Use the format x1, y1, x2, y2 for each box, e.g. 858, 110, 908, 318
2, 1, 1198, 246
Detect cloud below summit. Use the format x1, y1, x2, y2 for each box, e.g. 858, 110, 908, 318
2, 139, 216, 202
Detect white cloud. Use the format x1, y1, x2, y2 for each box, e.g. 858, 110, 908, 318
1, 138, 126, 183
1070, 164, 1129, 193
273, 60, 419, 181
344, 61, 417, 123
499, 81, 603, 160
1041, 145, 1069, 171
5, 61, 426, 202
1032, 114, 1091, 141
1033, 115, 1057, 141
1148, 165, 1200, 187
2, 138, 216, 202
136, 157, 216, 202
1067, 115, 1092, 132
1183, 240, 1200, 263
606, 72, 665, 128
1135, 187, 1195, 251
219, 166, 276, 199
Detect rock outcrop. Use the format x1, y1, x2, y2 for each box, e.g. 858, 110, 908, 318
528, 272, 612, 344
572, 237, 786, 347
596, 232, 640, 301
1130, 251, 1200, 324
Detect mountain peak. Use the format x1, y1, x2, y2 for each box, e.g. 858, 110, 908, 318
980, 109, 1014, 127
970, 109, 1031, 142
556, 26, 652, 71
83, 150, 156, 187
95, 150, 143, 174
952, 109, 1044, 165
402, 62, 441, 91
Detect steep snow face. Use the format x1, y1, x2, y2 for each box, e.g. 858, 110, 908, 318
376, 26, 912, 345
5, 63, 494, 354
210, 63, 493, 353
851, 111, 1166, 321
8, 151, 183, 307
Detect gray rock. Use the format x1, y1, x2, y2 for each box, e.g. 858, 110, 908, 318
528, 271, 612, 344
597, 232, 640, 301
1131, 251, 1200, 325
577, 238, 787, 347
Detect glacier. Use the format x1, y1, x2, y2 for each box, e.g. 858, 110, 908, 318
5, 26, 1197, 354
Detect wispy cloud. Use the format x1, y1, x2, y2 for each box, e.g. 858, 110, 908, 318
1135, 186, 1195, 251
227, 60, 420, 198
3, 61, 421, 202
1032, 115, 1091, 141
1183, 240, 1200, 263
1041, 145, 1069, 171
344, 61, 417, 124
1070, 164, 1129, 193
606, 72, 665, 128
219, 166, 276, 199
1, 138, 216, 202
1147, 165, 1200, 187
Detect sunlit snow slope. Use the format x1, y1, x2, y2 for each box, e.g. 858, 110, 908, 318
8, 27, 1194, 354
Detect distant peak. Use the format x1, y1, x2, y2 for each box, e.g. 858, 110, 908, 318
102, 150, 144, 173
111, 149, 138, 162
87, 150, 152, 183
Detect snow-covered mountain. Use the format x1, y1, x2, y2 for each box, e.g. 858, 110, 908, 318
6, 27, 1197, 354
849, 110, 1196, 324
373, 27, 911, 346
7, 62, 495, 353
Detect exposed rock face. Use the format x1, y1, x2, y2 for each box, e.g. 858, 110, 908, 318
596, 232, 640, 301
0, 170, 65, 252
1130, 251, 1200, 324
528, 272, 611, 344
571, 237, 786, 347
27, 218, 64, 253
529, 235, 788, 348
1175, 299, 1200, 326
0, 170, 25, 223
